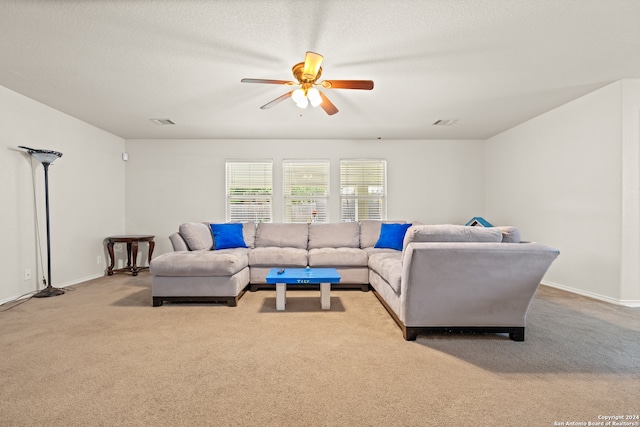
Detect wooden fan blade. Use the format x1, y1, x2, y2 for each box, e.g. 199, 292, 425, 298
320, 80, 374, 90
302, 51, 323, 81
260, 91, 294, 109
318, 90, 338, 115
242, 78, 296, 85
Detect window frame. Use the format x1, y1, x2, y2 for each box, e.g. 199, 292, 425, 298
339, 159, 387, 222
282, 159, 330, 223
225, 159, 273, 223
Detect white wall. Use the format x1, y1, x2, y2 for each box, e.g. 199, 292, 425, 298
620, 80, 640, 303
486, 80, 640, 306
124, 139, 485, 254
0, 85, 125, 304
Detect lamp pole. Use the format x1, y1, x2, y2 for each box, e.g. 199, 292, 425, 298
35, 161, 64, 297
19, 146, 65, 298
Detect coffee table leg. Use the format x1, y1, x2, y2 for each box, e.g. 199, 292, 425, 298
320, 283, 330, 310
276, 283, 286, 311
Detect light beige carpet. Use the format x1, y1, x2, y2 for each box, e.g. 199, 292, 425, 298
1, 273, 638, 427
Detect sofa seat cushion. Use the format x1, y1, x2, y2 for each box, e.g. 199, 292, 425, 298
308, 223, 360, 248
308, 248, 368, 267
248, 247, 308, 267
150, 249, 248, 277
368, 252, 403, 294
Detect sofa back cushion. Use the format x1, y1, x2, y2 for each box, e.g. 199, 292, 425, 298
240, 222, 257, 248
402, 224, 502, 251
169, 232, 189, 251
497, 226, 521, 243
255, 223, 309, 248
308, 222, 360, 249
359, 220, 407, 248
178, 222, 213, 251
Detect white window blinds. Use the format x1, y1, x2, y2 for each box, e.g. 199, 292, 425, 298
340, 159, 387, 222
283, 160, 330, 223
226, 160, 273, 223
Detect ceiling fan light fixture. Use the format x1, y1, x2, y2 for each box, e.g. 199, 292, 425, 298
307, 88, 322, 107
292, 88, 308, 108
291, 88, 305, 103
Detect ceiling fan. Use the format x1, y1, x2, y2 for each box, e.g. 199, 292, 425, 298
241, 51, 374, 115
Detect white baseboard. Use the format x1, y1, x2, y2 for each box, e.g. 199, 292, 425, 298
57, 273, 105, 289
0, 292, 35, 306
541, 280, 640, 308
0, 273, 105, 306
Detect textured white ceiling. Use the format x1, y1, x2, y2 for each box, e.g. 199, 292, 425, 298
1, 0, 639, 140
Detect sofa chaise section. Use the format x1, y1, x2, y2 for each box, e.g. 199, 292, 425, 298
369, 225, 560, 341
150, 222, 252, 306
151, 249, 249, 307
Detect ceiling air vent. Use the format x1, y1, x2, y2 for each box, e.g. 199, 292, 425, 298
432, 119, 457, 126
150, 118, 176, 125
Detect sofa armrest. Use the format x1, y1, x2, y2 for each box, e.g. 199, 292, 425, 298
169, 232, 189, 251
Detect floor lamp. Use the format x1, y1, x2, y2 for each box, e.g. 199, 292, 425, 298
19, 146, 65, 298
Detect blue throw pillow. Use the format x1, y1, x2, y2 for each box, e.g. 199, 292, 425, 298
210, 223, 247, 250
374, 223, 412, 251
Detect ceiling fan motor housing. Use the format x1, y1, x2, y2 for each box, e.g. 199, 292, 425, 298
292, 62, 322, 83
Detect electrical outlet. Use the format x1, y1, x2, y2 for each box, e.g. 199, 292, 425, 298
24, 269, 31, 281
97, 255, 102, 264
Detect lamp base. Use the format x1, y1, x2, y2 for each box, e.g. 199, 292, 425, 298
33, 285, 65, 298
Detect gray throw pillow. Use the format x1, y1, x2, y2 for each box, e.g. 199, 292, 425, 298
178, 222, 213, 251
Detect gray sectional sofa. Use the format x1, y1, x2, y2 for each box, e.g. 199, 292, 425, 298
150, 221, 559, 341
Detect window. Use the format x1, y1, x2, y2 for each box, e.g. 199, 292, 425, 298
340, 159, 387, 222
283, 160, 330, 223
226, 160, 273, 222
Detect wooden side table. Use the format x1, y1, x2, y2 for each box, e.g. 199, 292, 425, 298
106, 235, 155, 276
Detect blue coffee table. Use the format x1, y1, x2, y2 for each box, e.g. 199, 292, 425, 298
265, 268, 341, 311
